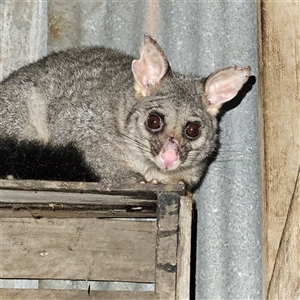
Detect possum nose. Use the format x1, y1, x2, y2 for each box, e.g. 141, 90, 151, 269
159, 137, 179, 169
161, 150, 178, 169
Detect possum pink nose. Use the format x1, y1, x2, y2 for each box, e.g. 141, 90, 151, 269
161, 149, 178, 169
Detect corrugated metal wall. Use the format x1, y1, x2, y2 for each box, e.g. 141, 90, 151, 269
0, 1, 261, 298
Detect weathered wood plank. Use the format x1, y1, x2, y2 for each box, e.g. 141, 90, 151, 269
0, 189, 157, 218
0, 218, 156, 282
0, 182, 191, 297
0, 289, 156, 300
0, 208, 156, 219
257, 0, 300, 296
155, 192, 180, 299
176, 195, 193, 300
267, 168, 300, 299
0, 179, 186, 195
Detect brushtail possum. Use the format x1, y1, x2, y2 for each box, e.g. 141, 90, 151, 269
0, 34, 251, 189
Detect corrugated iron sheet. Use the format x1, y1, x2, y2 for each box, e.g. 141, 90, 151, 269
0, 1, 261, 298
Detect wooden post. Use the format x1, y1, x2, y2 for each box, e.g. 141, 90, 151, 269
155, 192, 180, 299
267, 168, 300, 299
176, 195, 193, 300
257, 1, 300, 298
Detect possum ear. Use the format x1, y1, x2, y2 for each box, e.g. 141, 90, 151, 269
132, 34, 169, 97
204, 66, 251, 116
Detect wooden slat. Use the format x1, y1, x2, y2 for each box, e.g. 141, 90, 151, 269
0, 179, 185, 195
267, 168, 300, 299
0, 181, 193, 298
0, 218, 156, 282
257, 0, 300, 296
0, 189, 157, 218
155, 192, 180, 299
176, 195, 193, 300
0, 289, 156, 300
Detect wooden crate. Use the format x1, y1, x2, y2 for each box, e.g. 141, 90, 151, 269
0, 179, 193, 300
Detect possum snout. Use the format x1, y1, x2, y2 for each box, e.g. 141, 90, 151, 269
158, 137, 180, 170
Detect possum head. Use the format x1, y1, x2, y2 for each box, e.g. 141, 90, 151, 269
127, 34, 251, 188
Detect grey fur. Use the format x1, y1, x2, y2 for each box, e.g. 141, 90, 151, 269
0, 35, 251, 189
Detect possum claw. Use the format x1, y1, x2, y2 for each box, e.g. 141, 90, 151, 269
148, 179, 158, 184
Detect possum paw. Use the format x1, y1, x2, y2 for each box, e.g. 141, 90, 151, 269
148, 179, 158, 184
140, 179, 158, 184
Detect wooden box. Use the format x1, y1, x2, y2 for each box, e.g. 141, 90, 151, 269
0, 180, 193, 300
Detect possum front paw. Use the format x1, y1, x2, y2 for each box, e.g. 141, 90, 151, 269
140, 179, 185, 185
140, 179, 158, 184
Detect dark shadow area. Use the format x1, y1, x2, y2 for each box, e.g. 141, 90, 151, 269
0, 137, 99, 182
218, 75, 256, 119
190, 203, 198, 300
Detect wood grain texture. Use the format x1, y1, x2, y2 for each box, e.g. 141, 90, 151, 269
267, 168, 300, 299
0, 181, 193, 299
176, 195, 193, 300
155, 192, 180, 300
0, 218, 156, 282
257, 0, 300, 297
0, 289, 156, 300
0, 189, 157, 218
0, 181, 193, 298
0, 179, 185, 195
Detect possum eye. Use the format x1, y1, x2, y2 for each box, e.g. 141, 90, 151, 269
185, 122, 200, 139
146, 113, 164, 132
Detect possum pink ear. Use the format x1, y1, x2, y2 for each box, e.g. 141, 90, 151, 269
132, 34, 169, 97
204, 65, 251, 116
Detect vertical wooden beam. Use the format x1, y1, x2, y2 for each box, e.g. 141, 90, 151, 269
267, 168, 300, 299
155, 192, 180, 299
257, 0, 300, 298
176, 195, 193, 300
